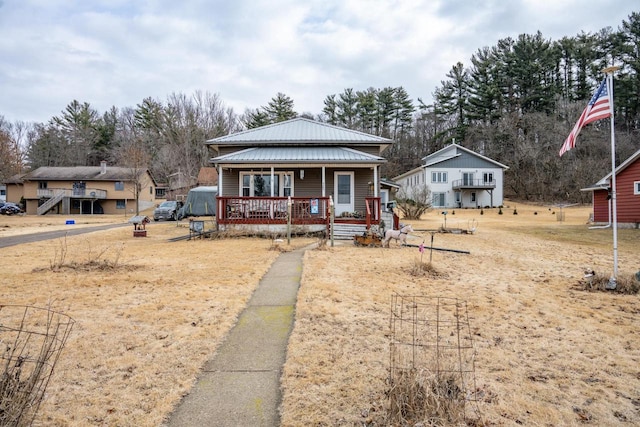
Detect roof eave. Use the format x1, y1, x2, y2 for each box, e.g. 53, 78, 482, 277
213, 160, 386, 168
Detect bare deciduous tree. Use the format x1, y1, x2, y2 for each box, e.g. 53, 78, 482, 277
395, 183, 432, 220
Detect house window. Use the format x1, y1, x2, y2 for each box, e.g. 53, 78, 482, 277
38, 182, 48, 190
72, 182, 86, 196
463, 172, 474, 186
239, 172, 293, 197
432, 172, 448, 183
150, 186, 153, 194
115, 181, 124, 191
242, 175, 251, 196
283, 174, 292, 197
116, 200, 126, 209
483, 172, 494, 184
635, 181, 640, 195
432, 192, 445, 207
471, 192, 476, 202
254, 175, 276, 196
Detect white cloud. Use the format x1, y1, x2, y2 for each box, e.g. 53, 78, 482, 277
0, 0, 636, 123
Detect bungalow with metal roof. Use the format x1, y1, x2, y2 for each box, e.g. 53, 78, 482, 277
393, 143, 509, 209
207, 117, 393, 235
10, 161, 157, 215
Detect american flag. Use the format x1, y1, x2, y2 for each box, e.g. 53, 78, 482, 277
559, 78, 612, 156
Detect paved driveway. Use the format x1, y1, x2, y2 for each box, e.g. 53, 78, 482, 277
0, 224, 129, 249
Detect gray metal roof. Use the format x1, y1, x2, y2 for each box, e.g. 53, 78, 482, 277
208, 118, 392, 145
423, 143, 509, 169
212, 146, 386, 164
21, 166, 149, 181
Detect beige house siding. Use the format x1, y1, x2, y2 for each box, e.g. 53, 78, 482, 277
17, 169, 156, 215
5, 183, 23, 205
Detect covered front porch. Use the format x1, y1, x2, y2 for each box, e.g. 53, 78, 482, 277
217, 196, 383, 232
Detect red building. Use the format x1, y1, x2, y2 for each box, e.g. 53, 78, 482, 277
582, 149, 640, 227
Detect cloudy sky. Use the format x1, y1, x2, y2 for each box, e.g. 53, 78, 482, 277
0, 0, 636, 124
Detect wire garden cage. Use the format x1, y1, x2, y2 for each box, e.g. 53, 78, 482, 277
1, 305, 75, 426
388, 294, 479, 425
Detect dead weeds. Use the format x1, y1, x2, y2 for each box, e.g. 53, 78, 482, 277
579, 271, 640, 294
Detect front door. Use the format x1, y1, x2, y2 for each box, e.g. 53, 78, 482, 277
334, 171, 354, 216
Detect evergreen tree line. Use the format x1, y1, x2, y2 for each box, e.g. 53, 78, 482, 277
1, 12, 639, 202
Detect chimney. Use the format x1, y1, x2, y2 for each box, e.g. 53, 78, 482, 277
100, 161, 107, 174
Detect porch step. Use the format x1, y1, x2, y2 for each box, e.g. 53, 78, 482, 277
331, 223, 369, 240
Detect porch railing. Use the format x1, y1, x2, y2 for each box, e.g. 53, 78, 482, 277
37, 188, 108, 199
217, 196, 382, 228
365, 197, 381, 229
217, 197, 331, 225
451, 179, 496, 189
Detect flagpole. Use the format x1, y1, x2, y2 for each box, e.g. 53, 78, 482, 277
603, 66, 620, 284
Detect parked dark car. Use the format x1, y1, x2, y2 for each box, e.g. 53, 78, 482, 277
153, 200, 182, 221
0, 202, 22, 215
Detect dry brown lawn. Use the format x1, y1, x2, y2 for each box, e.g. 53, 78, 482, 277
1, 202, 639, 426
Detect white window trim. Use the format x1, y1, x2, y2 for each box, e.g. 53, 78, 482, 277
431, 171, 448, 183
432, 192, 446, 207
634, 181, 640, 195
239, 171, 294, 197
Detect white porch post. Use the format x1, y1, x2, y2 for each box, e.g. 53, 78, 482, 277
217, 167, 223, 196
321, 166, 326, 197
270, 166, 275, 197
373, 166, 378, 197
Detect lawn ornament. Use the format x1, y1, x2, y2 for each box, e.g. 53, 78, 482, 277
383, 224, 413, 248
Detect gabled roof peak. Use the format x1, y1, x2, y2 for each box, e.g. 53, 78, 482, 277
422, 143, 509, 169
207, 117, 393, 145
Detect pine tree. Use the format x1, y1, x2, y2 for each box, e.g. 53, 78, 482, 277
322, 94, 339, 125
337, 88, 358, 129
264, 92, 297, 123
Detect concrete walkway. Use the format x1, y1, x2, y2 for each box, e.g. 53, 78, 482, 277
165, 246, 306, 427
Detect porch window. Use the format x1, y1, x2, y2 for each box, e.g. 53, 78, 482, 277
635, 181, 640, 195
463, 172, 474, 186
431, 172, 448, 183
283, 173, 292, 197
240, 172, 293, 197
38, 182, 48, 190
483, 172, 493, 184
242, 175, 251, 196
